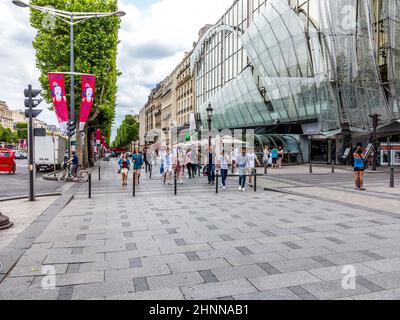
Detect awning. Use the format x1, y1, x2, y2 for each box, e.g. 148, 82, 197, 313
321, 128, 342, 138
301, 122, 320, 136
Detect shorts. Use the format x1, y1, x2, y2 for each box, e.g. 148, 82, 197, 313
354, 168, 365, 172
121, 168, 128, 175
272, 158, 277, 165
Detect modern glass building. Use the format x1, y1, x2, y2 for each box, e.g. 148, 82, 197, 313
192, 0, 400, 163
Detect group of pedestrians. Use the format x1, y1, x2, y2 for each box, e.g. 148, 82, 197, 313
262, 146, 284, 169
117, 149, 144, 186
158, 147, 200, 185
205, 146, 261, 191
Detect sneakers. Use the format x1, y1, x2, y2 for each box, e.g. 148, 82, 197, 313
239, 186, 242, 191
242, 188, 246, 192
222, 186, 226, 190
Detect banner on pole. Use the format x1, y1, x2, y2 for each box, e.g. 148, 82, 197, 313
79, 74, 96, 131
48, 73, 69, 133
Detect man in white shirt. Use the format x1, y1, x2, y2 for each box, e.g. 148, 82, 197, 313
217, 150, 230, 190
236, 147, 250, 191
247, 148, 261, 187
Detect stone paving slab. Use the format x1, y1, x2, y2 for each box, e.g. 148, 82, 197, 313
2, 160, 400, 300
248, 271, 321, 291
181, 279, 257, 300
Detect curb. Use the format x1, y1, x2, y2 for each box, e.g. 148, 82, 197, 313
0, 193, 62, 203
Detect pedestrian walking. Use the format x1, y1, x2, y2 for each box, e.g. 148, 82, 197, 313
271, 146, 278, 169
191, 147, 198, 178
143, 148, 149, 173
132, 149, 144, 185
247, 148, 261, 187
159, 147, 166, 177
236, 147, 249, 191
174, 147, 185, 185
118, 153, 131, 186
205, 146, 216, 184
278, 146, 284, 169
217, 149, 230, 190
354, 143, 366, 191
163, 147, 173, 185
263, 146, 270, 170
185, 148, 193, 179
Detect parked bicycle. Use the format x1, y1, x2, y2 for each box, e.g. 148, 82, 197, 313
57, 163, 89, 183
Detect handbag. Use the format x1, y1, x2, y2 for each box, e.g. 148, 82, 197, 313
117, 169, 121, 174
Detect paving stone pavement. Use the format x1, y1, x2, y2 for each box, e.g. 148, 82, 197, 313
1, 160, 400, 300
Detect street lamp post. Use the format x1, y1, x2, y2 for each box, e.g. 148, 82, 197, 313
13, 1, 125, 157
206, 103, 213, 151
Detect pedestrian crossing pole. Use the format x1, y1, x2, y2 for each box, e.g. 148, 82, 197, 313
174, 170, 177, 196
254, 169, 257, 192
133, 171, 136, 197
88, 172, 92, 199
390, 167, 395, 188
216, 171, 219, 194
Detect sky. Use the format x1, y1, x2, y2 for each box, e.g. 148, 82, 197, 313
0, 0, 233, 140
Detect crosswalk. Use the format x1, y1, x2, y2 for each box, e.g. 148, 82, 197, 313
75, 161, 253, 199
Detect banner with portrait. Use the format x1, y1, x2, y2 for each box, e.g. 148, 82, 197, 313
79, 74, 96, 131
48, 73, 69, 133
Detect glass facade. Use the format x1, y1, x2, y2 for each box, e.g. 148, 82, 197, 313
193, 0, 400, 135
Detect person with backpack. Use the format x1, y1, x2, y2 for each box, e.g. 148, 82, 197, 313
118, 153, 131, 186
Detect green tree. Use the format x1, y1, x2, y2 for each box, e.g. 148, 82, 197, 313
16, 122, 28, 140
29, 0, 121, 163
0, 125, 18, 144
112, 115, 139, 148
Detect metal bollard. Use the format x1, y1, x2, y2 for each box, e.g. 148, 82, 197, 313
332, 161, 335, 174
309, 161, 313, 174
174, 171, 177, 196
264, 164, 267, 175
390, 167, 395, 188
149, 165, 152, 180
216, 171, 219, 194
133, 171, 136, 197
99, 166, 101, 181
254, 170, 257, 192
88, 172, 92, 199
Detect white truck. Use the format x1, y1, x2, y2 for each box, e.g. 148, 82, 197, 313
35, 135, 67, 172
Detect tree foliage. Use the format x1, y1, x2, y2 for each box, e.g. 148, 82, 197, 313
0, 124, 18, 144
112, 115, 139, 148
29, 0, 121, 143
16, 122, 28, 140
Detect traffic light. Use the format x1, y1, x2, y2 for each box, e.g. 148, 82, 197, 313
67, 120, 76, 138
24, 85, 43, 118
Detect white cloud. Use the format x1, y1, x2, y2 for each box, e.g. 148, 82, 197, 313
114, 0, 233, 139
0, 0, 234, 138
0, 1, 58, 126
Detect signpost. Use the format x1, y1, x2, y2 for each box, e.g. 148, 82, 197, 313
24, 85, 43, 202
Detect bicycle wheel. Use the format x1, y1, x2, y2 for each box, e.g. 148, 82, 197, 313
78, 170, 89, 183
57, 170, 68, 183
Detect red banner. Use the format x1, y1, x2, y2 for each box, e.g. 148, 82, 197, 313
96, 129, 101, 145
48, 73, 69, 132
80, 74, 96, 131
